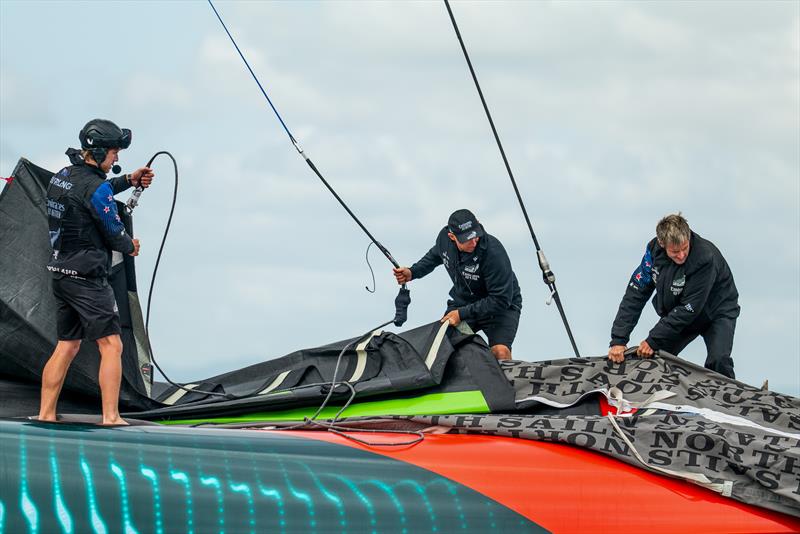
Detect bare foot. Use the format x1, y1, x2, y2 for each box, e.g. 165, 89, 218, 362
36, 414, 58, 422
101, 417, 129, 426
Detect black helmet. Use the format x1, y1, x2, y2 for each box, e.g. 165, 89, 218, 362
78, 119, 131, 168
79, 119, 131, 150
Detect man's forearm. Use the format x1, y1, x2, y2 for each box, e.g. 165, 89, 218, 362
609, 290, 650, 346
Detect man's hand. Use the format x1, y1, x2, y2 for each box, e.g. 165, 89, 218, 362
637, 340, 654, 357
130, 167, 155, 188
608, 344, 626, 363
130, 238, 140, 257
393, 267, 412, 285
441, 309, 461, 326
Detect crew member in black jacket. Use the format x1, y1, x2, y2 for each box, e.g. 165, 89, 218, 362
608, 213, 739, 378
394, 209, 522, 360
39, 119, 154, 425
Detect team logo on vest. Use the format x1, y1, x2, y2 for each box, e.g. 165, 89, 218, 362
49, 176, 73, 190
47, 199, 65, 219
652, 266, 660, 283
462, 263, 480, 281
671, 274, 686, 295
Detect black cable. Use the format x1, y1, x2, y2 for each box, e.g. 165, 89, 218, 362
132, 151, 230, 400
364, 242, 377, 293
268, 318, 428, 446
131, 155, 396, 404
305, 420, 425, 447
277, 319, 392, 430
206, 0, 397, 267
207, 0, 411, 326
189, 320, 430, 446
443, 0, 581, 357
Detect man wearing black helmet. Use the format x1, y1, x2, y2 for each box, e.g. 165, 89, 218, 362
393, 209, 523, 360
39, 119, 154, 425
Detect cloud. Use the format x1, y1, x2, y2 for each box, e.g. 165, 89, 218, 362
120, 74, 194, 113
0, 70, 56, 126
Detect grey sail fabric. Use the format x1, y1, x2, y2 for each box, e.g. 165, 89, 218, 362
504, 353, 796, 433
397, 354, 800, 518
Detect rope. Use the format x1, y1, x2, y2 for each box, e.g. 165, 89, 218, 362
442, 0, 581, 357
191, 319, 430, 446
134, 151, 230, 400
206, 0, 401, 270
207, 0, 411, 326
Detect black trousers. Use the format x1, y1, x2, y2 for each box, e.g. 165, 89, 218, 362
660, 316, 737, 379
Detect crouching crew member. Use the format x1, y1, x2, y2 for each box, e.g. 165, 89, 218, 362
39, 119, 154, 425
394, 209, 522, 361
608, 213, 740, 378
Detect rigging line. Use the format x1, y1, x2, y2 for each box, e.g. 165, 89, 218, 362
442, 0, 581, 357
188, 322, 430, 446
206, 0, 400, 270
136, 151, 230, 399
364, 242, 377, 293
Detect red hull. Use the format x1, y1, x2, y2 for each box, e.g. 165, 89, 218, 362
294, 430, 800, 533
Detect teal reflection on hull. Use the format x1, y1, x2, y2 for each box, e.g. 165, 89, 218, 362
1, 420, 546, 533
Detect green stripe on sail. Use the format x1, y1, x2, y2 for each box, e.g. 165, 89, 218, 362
158, 390, 489, 426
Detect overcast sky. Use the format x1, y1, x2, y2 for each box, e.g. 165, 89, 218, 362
2, 1, 798, 396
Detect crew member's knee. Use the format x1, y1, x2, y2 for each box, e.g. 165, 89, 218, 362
491, 344, 512, 361
55, 339, 81, 359
96, 334, 123, 355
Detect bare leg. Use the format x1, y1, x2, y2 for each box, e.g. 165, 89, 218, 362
491, 344, 512, 361
96, 334, 127, 425
39, 340, 82, 421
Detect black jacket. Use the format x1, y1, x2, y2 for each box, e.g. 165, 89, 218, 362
46, 161, 134, 279
610, 232, 740, 349
410, 227, 522, 322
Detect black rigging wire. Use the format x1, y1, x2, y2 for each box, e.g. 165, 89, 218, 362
364, 242, 377, 293
442, 0, 581, 357
207, 0, 410, 326
277, 320, 392, 429
132, 151, 230, 400
189, 318, 426, 446
206, 0, 397, 269
129, 165, 397, 421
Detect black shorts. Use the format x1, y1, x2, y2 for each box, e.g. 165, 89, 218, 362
52, 276, 121, 341
451, 306, 521, 349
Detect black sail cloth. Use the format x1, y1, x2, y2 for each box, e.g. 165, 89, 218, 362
0, 159, 157, 414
